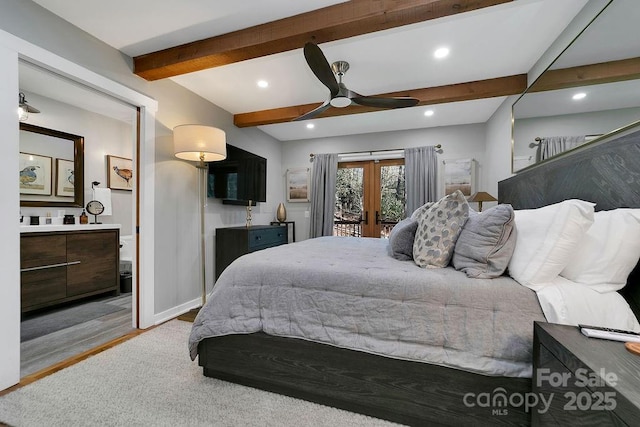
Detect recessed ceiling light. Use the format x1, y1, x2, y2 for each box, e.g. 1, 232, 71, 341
424, 109, 434, 117
572, 92, 587, 100
306, 123, 315, 129
257, 80, 269, 88
434, 47, 449, 59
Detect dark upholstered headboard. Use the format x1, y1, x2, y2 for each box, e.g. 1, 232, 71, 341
499, 127, 640, 321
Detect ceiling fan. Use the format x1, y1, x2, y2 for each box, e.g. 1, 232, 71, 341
294, 42, 420, 121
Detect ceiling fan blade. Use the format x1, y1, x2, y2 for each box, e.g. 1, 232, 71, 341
304, 43, 339, 97
293, 100, 331, 121
351, 96, 419, 109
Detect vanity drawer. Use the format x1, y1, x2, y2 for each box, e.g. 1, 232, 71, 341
21, 266, 67, 310
20, 234, 67, 270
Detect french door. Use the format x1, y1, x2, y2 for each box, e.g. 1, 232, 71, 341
334, 159, 405, 238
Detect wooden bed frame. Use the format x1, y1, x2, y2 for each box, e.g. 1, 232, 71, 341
198, 127, 640, 426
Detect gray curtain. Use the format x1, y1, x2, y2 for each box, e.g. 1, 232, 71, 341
404, 146, 438, 216
310, 153, 338, 238
539, 136, 585, 161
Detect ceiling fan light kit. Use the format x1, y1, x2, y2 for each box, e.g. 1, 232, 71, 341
294, 42, 419, 121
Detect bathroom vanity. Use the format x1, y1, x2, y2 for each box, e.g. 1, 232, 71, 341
20, 224, 120, 313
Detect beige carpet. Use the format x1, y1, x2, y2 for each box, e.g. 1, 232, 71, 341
0, 320, 398, 427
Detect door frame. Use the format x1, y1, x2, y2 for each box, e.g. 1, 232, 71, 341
0, 27, 158, 391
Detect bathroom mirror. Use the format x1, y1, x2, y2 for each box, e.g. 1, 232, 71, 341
512, 0, 640, 172
19, 123, 84, 207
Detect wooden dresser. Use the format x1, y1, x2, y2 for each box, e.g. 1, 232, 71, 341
20, 226, 120, 312
533, 322, 640, 426
215, 225, 288, 280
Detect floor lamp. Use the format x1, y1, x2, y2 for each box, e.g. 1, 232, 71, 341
173, 125, 226, 319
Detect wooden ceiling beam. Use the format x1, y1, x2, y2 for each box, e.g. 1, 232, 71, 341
233, 74, 527, 127
529, 57, 640, 92
133, 0, 513, 81
234, 56, 640, 128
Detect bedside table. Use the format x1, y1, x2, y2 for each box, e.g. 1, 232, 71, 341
215, 225, 288, 280
533, 321, 640, 425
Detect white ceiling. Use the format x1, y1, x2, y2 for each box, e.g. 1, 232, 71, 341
29, 0, 591, 141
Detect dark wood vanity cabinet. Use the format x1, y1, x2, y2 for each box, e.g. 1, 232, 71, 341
20, 229, 119, 312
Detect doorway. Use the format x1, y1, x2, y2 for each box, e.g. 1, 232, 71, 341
18, 61, 139, 378
334, 159, 405, 238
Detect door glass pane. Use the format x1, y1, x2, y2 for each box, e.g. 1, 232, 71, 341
334, 167, 363, 237
380, 164, 405, 238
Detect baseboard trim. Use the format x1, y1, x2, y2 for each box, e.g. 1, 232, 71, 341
153, 297, 200, 325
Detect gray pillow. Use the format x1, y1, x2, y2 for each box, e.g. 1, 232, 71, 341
387, 218, 419, 261
452, 204, 517, 278
413, 190, 469, 268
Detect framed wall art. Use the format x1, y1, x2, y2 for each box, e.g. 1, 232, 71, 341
286, 168, 310, 202
107, 155, 134, 191
19, 152, 52, 196
55, 158, 75, 197
442, 158, 475, 197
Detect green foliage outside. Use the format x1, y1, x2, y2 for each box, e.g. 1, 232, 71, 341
380, 165, 405, 222
335, 165, 405, 222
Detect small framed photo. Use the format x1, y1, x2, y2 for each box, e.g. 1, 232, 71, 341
107, 155, 134, 191
286, 168, 310, 202
19, 152, 52, 195
55, 158, 75, 197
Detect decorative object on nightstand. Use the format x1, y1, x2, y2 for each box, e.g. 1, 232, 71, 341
276, 202, 287, 222
173, 124, 226, 321
467, 191, 497, 212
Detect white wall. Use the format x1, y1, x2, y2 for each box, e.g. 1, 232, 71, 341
19, 92, 135, 235
0, 43, 21, 392
281, 124, 488, 240
483, 95, 518, 197
0, 0, 283, 388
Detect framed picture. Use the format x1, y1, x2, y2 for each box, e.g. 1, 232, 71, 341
107, 155, 134, 191
286, 168, 310, 202
19, 152, 52, 195
442, 158, 475, 197
55, 158, 75, 197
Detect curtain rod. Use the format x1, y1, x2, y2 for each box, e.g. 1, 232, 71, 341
534, 134, 602, 142
309, 144, 442, 160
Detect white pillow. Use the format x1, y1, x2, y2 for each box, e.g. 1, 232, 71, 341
536, 276, 640, 332
560, 209, 640, 292
508, 199, 595, 290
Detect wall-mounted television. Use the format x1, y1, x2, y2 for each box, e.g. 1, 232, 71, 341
208, 144, 266, 205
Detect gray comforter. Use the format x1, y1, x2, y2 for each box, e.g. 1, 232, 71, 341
189, 236, 545, 377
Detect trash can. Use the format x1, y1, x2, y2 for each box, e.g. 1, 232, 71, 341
120, 272, 132, 293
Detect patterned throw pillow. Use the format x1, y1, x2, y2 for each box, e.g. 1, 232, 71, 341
413, 190, 470, 268
410, 202, 435, 220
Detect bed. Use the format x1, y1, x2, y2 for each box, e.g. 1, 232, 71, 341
190, 127, 640, 426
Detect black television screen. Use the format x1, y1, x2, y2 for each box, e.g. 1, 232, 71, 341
208, 144, 266, 205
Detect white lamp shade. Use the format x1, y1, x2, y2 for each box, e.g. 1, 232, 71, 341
173, 124, 226, 162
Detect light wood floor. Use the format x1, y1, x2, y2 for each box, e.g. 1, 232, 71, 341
20, 294, 134, 378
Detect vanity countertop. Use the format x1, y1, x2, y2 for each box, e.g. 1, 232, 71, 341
20, 223, 121, 233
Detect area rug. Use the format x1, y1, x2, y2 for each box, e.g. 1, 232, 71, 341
20, 301, 126, 342
0, 320, 397, 427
